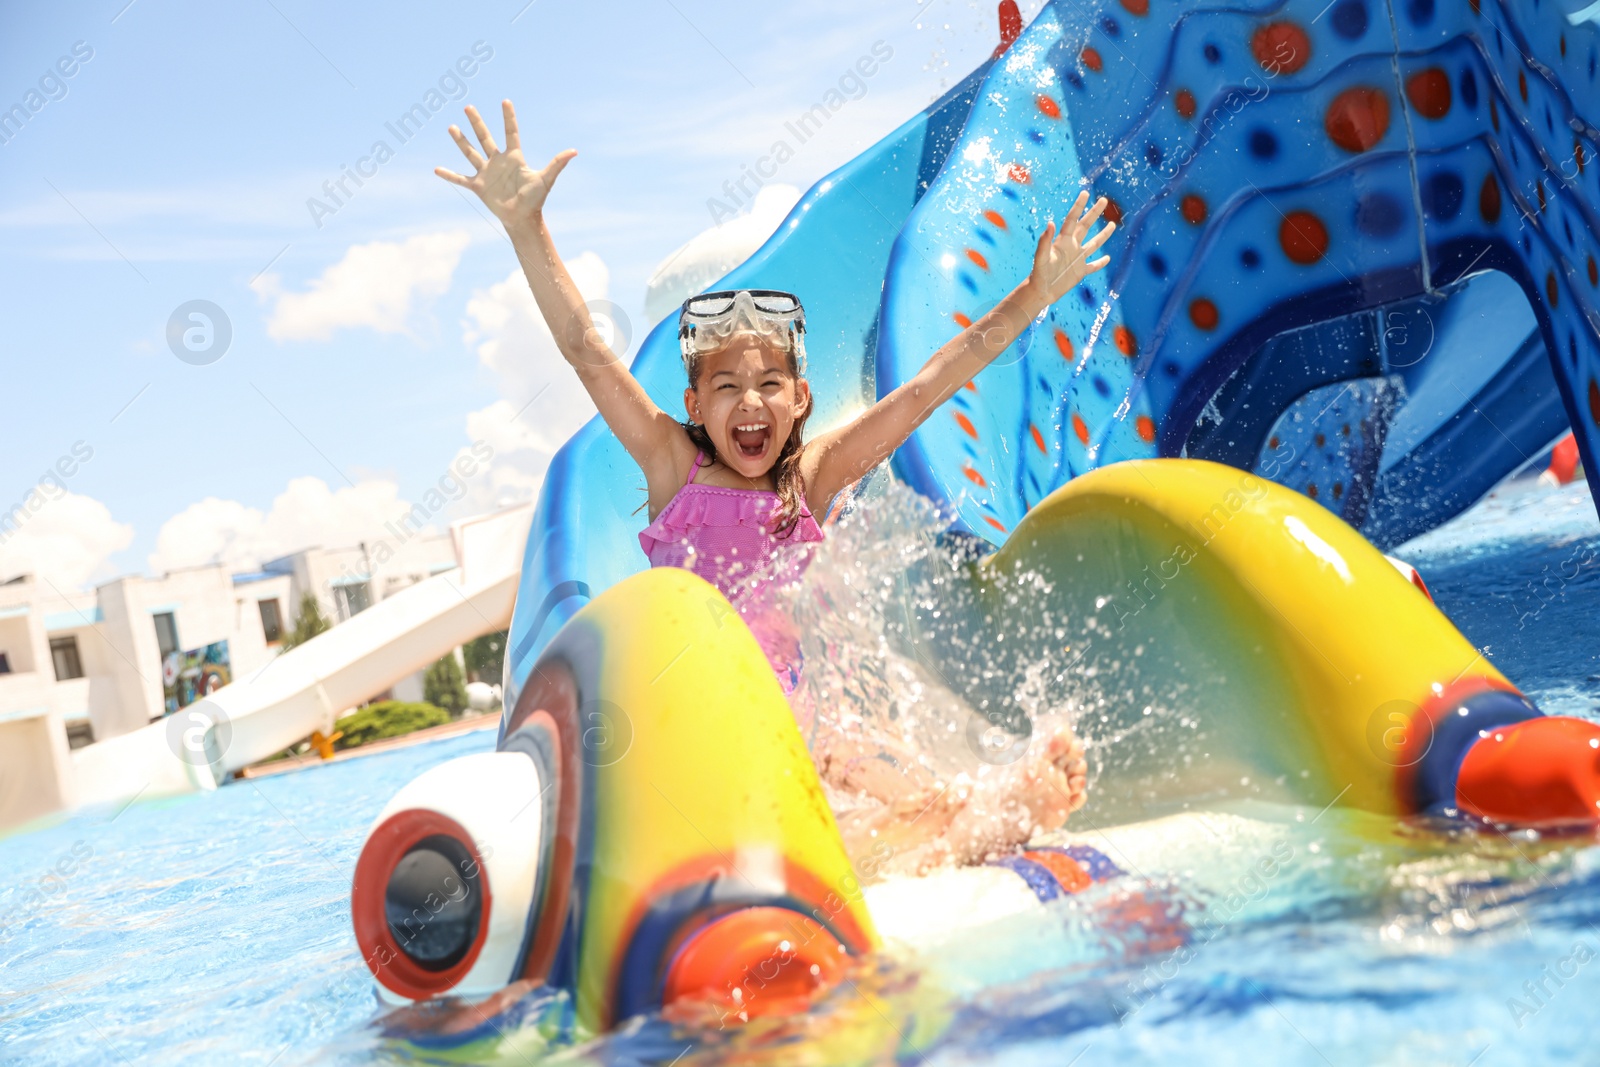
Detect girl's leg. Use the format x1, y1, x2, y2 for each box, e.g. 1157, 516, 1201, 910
891, 722, 1089, 876
813, 728, 967, 875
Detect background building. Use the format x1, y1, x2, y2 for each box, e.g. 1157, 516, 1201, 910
0, 530, 460, 778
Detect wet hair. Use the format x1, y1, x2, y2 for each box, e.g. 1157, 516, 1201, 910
683, 330, 812, 537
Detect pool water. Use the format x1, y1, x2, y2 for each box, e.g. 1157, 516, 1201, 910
1, 476, 1596, 1067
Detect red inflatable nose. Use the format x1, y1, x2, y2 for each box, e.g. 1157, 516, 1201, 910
1456, 716, 1600, 827
661, 907, 849, 1021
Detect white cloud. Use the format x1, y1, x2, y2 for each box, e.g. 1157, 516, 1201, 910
0, 491, 134, 591
450, 252, 613, 513
643, 183, 801, 325
252, 230, 471, 341
147, 476, 424, 575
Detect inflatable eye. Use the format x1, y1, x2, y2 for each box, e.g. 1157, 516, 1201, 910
351, 752, 548, 1003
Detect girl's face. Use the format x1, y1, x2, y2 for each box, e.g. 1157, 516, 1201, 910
684, 335, 810, 481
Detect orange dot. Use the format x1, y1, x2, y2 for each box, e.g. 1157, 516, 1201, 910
963, 465, 988, 487
984, 209, 1008, 230
1308, 483, 1319, 500
1036, 94, 1061, 119
966, 248, 990, 271
1180, 194, 1208, 224
1405, 68, 1451, 119
1547, 272, 1560, 308
1174, 88, 1197, 119
1119, 0, 1148, 14
1072, 412, 1090, 444
955, 412, 979, 438
1135, 415, 1157, 442
1114, 325, 1138, 356
1006, 162, 1031, 184
1324, 86, 1391, 153
1587, 255, 1597, 287
1252, 22, 1311, 75
963, 380, 977, 392
1537, 181, 1547, 214
984, 516, 1009, 533
953, 312, 972, 327
1022, 850, 1092, 893
1479, 173, 1501, 223
1081, 47, 1103, 73
1576, 139, 1587, 174
1189, 298, 1219, 330
1030, 424, 1047, 452
1054, 328, 1075, 360
1279, 210, 1329, 265
1102, 196, 1124, 226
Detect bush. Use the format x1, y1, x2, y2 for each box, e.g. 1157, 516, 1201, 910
334, 701, 451, 749
463, 630, 507, 685
424, 652, 469, 717
280, 591, 332, 651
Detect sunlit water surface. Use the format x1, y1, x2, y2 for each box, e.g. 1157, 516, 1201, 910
1, 476, 1596, 1066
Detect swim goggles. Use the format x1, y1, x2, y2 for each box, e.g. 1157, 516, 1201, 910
678, 289, 807, 374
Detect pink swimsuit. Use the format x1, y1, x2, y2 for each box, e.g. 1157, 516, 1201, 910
638, 452, 825, 692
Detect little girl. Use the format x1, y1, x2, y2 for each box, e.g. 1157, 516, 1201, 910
438, 100, 1112, 876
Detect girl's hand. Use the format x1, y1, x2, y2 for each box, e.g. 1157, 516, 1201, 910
1026, 191, 1116, 306
435, 99, 574, 232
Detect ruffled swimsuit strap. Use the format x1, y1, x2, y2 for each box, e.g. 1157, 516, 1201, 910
685, 450, 706, 487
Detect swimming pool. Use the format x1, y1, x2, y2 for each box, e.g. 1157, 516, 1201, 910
2, 476, 1596, 1066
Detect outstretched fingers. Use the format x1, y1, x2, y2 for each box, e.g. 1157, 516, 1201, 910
1075, 195, 1109, 232
1082, 218, 1117, 255
1060, 195, 1107, 246
1063, 190, 1090, 225
464, 103, 500, 157
1081, 217, 1120, 252
1034, 219, 1056, 261
448, 124, 486, 172
434, 166, 475, 189
544, 148, 578, 184
501, 99, 520, 153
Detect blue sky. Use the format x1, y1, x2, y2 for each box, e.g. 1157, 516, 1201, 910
0, 0, 1044, 590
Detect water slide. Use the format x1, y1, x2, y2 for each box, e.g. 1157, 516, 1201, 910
507, 0, 1600, 711
878, 0, 1600, 550
346, 0, 1600, 1039
66, 505, 532, 810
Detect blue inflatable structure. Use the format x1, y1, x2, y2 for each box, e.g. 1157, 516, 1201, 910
505, 0, 1600, 713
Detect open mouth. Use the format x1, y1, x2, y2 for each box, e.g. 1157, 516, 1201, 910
730, 421, 772, 460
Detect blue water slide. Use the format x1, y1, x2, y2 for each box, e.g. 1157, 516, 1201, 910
508, 0, 1600, 709
1185, 271, 1568, 545
501, 60, 997, 715
876, 0, 1600, 547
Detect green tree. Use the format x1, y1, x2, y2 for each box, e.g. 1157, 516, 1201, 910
424, 651, 469, 717
279, 591, 331, 651
463, 630, 507, 685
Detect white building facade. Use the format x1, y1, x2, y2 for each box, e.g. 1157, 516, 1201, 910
0, 532, 458, 788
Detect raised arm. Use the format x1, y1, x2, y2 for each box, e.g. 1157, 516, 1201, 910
803, 191, 1116, 512
436, 100, 685, 488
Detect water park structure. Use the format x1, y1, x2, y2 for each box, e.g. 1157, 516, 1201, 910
337, 0, 1600, 1043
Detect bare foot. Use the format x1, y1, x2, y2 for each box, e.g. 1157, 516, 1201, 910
900, 721, 1089, 875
